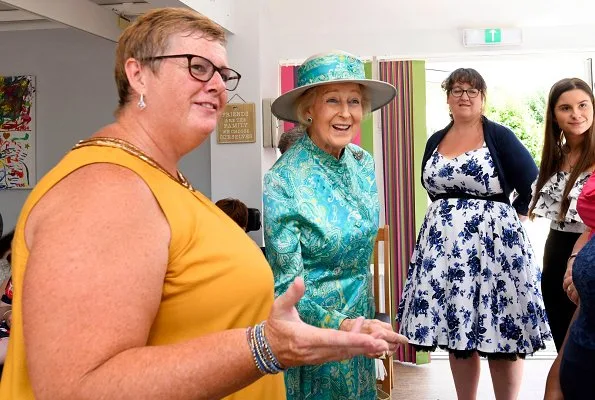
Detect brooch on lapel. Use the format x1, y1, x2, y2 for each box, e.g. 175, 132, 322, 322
348, 146, 364, 161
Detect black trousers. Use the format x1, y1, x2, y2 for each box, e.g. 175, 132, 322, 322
542, 228, 580, 351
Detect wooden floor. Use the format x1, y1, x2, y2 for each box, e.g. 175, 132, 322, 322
390, 358, 554, 400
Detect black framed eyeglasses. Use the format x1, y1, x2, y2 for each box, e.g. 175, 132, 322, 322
144, 54, 241, 91
450, 88, 480, 98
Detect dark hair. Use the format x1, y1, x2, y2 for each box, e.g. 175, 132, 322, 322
0, 230, 14, 260
529, 78, 595, 220
441, 68, 487, 97
215, 198, 249, 231
278, 126, 305, 154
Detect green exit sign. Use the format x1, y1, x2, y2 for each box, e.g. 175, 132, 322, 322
463, 28, 522, 47
484, 28, 502, 44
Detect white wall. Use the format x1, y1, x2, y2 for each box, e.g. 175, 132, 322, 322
0, 27, 211, 232
259, 0, 595, 101
211, 0, 266, 243
0, 28, 116, 231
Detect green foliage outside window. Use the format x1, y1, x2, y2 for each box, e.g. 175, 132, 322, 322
485, 90, 546, 166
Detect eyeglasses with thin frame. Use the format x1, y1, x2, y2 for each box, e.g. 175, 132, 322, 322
143, 54, 241, 91
450, 88, 481, 98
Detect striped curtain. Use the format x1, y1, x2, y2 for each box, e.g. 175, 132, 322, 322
379, 60, 423, 363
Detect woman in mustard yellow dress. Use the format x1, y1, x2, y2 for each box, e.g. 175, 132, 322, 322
0, 9, 394, 400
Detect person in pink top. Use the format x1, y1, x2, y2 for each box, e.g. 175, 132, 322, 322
577, 175, 595, 239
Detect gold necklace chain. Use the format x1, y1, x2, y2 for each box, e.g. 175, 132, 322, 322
72, 137, 194, 191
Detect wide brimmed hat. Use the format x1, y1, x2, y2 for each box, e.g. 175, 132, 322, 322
271, 50, 397, 123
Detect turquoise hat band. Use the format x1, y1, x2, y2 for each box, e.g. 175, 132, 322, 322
297, 53, 365, 87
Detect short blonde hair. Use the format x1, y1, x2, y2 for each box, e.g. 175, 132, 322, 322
114, 8, 226, 114
294, 84, 371, 127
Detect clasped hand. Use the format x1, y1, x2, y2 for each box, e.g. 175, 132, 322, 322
563, 257, 579, 305
264, 278, 409, 368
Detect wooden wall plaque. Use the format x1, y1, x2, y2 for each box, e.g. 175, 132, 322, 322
217, 103, 256, 144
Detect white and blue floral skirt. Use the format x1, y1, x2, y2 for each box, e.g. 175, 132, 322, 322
397, 148, 551, 359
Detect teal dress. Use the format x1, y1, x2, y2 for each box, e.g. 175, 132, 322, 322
263, 134, 379, 400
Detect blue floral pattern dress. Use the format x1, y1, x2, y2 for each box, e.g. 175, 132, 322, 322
397, 145, 551, 357
263, 134, 379, 400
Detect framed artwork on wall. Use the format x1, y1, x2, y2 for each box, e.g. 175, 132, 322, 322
0, 75, 36, 189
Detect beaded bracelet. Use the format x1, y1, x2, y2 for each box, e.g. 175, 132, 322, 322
252, 322, 283, 374
246, 321, 284, 375
255, 322, 284, 371
246, 326, 269, 374
259, 322, 284, 371
251, 326, 274, 374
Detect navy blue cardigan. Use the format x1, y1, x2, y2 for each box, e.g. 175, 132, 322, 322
421, 116, 538, 215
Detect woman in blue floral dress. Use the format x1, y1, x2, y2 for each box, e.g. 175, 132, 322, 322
264, 51, 408, 400
397, 68, 551, 400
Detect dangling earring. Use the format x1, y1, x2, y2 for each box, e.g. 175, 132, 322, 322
138, 93, 146, 110
560, 130, 570, 154
306, 116, 313, 124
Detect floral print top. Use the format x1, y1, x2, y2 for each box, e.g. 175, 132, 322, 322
531, 171, 591, 233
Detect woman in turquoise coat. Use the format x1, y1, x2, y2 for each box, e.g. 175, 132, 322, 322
264, 50, 408, 400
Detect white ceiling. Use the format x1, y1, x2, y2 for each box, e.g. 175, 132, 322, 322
0, 0, 202, 41
0, 0, 234, 40
264, 0, 595, 32
0, 0, 151, 21
1, 0, 594, 44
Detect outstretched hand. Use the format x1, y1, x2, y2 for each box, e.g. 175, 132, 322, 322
265, 278, 392, 368
340, 317, 408, 358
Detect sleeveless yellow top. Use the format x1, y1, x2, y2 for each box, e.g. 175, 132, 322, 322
0, 143, 286, 400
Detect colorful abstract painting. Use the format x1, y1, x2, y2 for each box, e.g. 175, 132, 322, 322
0, 75, 35, 189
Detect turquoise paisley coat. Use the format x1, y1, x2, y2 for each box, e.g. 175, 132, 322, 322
263, 134, 380, 400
